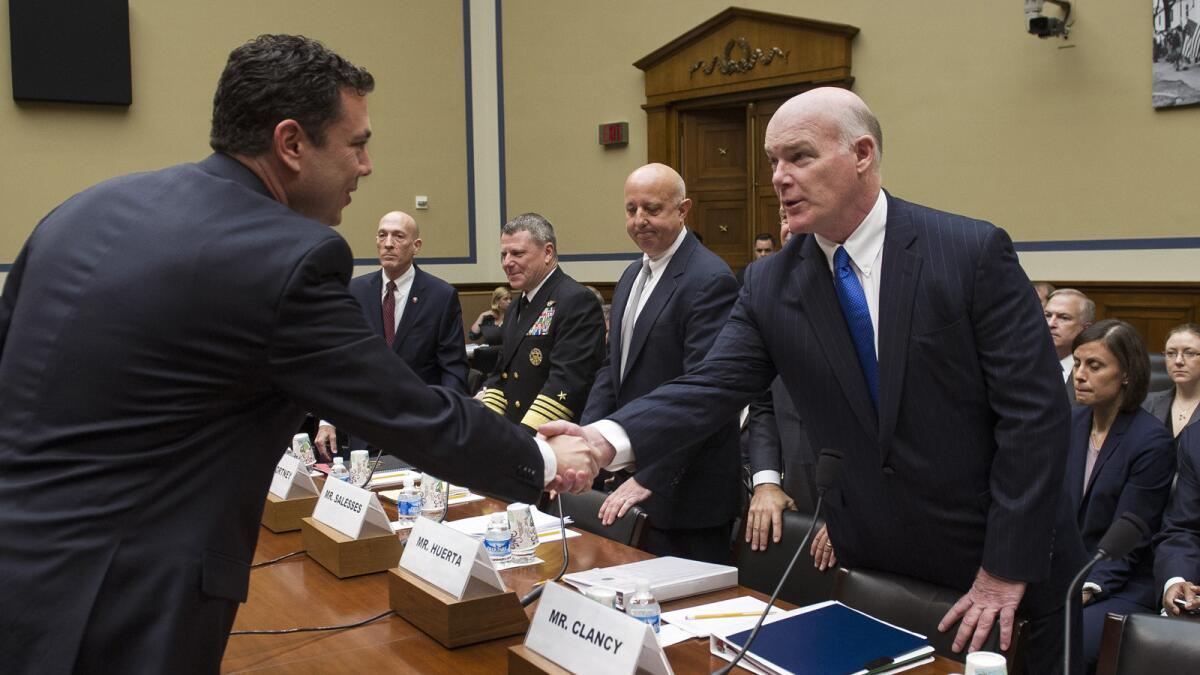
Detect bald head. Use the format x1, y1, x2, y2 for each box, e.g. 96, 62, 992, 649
765, 87, 883, 243
376, 210, 422, 279
624, 163, 692, 259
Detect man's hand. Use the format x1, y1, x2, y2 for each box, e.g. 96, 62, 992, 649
1164, 580, 1200, 615
938, 567, 1027, 653
313, 424, 336, 463
1081, 588, 1095, 606
544, 432, 599, 495
809, 524, 837, 571
539, 420, 617, 467
599, 477, 651, 525
746, 484, 795, 551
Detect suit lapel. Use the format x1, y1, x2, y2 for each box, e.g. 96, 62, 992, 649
1083, 412, 1134, 508
795, 235, 878, 436
877, 201, 921, 460
501, 268, 562, 370
392, 267, 425, 351
360, 273, 385, 337
622, 235, 693, 383
608, 261, 641, 384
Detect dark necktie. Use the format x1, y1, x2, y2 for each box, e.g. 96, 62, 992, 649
383, 280, 397, 346
619, 260, 652, 378
833, 246, 878, 409
515, 295, 528, 323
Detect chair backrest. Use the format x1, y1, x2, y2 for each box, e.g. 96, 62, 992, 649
1148, 351, 1173, 393
472, 345, 501, 378
545, 490, 648, 549
734, 510, 838, 607
1096, 611, 1200, 675
466, 368, 485, 396
833, 567, 1027, 673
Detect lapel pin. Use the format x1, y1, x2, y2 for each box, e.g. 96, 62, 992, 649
411, 296, 418, 304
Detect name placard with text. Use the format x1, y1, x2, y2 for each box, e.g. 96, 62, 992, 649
268, 453, 318, 500
525, 582, 672, 675
311, 477, 391, 539
399, 517, 506, 600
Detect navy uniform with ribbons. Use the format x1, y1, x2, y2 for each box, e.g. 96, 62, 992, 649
481, 266, 606, 433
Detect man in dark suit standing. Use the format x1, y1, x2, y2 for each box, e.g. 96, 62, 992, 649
315, 210, 469, 456
479, 213, 605, 434
0, 35, 597, 673
583, 163, 740, 563
546, 87, 1084, 672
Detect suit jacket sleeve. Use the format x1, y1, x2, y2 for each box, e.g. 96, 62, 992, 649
632, 271, 739, 494
747, 385, 783, 475
0, 241, 29, 360
436, 288, 469, 394
970, 227, 1073, 582
1087, 424, 1176, 596
518, 290, 605, 430
265, 237, 544, 503
1155, 426, 1200, 588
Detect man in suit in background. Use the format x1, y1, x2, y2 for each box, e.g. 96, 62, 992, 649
548, 87, 1085, 672
479, 213, 605, 433
583, 163, 740, 563
315, 210, 469, 457
0, 35, 596, 673
735, 232, 778, 285
1045, 288, 1095, 403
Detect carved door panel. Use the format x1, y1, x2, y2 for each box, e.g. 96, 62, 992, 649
680, 106, 749, 268
752, 98, 787, 243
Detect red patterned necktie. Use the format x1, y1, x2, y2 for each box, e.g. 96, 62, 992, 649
383, 280, 397, 346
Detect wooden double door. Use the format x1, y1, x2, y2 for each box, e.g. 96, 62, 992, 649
679, 97, 786, 273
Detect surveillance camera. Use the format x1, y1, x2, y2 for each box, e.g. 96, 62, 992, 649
1024, 0, 1070, 39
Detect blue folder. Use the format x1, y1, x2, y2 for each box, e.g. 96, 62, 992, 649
721, 601, 932, 675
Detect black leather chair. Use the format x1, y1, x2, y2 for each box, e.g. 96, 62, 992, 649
734, 510, 838, 607
471, 345, 501, 379
542, 489, 648, 548
1096, 611, 1200, 675
833, 567, 1027, 673
1148, 351, 1173, 393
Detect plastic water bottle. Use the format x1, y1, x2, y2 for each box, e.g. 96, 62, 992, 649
329, 457, 351, 482
484, 513, 512, 563
625, 578, 660, 633
396, 475, 422, 524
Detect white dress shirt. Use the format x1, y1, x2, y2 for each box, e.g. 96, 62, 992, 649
599, 191, 888, 473
382, 265, 416, 332
1060, 354, 1074, 383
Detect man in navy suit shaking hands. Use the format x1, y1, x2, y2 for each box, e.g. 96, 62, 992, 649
545, 87, 1085, 673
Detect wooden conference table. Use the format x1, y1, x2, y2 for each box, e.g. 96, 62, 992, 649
222, 495, 959, 674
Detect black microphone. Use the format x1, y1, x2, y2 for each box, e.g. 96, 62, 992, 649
715, 449, 844, 675
1062, 511, 1149, 674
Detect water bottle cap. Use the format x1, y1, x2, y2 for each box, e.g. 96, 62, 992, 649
333, 457, 344, 465
490, 512, 506, 523
635, 578, 651, 593
403, 475, 415, 489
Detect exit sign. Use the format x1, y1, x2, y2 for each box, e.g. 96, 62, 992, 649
598, 122, 628, 146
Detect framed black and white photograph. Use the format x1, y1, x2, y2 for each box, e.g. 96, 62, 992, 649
1154, 0, 1200, 108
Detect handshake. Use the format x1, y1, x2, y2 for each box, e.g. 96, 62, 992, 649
539, 421, 616, 495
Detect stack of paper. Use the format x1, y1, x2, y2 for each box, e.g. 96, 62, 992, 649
562, 556, 737, 608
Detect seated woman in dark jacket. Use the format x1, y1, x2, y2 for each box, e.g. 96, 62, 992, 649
1068, 319, 1175, 672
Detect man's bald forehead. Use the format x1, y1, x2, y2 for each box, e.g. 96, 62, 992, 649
379, 210, 419, 237
625, 163, 686, 201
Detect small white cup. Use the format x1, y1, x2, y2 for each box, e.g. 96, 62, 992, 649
349, 449, 370, 484
964, 651, 1007, 675
291, 433, 315, 466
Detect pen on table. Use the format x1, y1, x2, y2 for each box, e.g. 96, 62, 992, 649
685, 610, 780, 620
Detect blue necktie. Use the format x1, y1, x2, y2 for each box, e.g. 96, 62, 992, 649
833, 246, 878, 409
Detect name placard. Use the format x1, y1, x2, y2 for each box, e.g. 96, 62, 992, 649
268, 453, 318, 500
525, 582, 672, 675
399, 517, 506, 600
311, 477, 391, 539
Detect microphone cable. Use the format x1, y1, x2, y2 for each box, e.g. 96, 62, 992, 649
715, 448, 843, 675
520, 495, 570, 607
229, 610, 395, 636
251, 550, 307, 568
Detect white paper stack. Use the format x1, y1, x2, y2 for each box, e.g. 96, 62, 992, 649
562, 556, 738, 608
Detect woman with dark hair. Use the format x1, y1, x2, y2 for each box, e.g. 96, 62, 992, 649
1068, 319, 1175, 672
1143, 322, 1200, 439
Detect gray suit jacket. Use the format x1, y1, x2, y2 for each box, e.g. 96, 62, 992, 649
1143, 388, 1200, 437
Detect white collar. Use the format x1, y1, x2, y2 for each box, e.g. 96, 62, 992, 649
815, 189, 888, 274
381, 264, 415, 292
641, 226, 688, 277
523, 264, 558, 303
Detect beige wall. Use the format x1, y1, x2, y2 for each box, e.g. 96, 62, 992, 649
1, 2, 1196, 286
0, 1, 470, 267
502, 1, 1199, 271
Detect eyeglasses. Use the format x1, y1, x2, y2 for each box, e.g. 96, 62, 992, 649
1164, 350, 1200, 361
